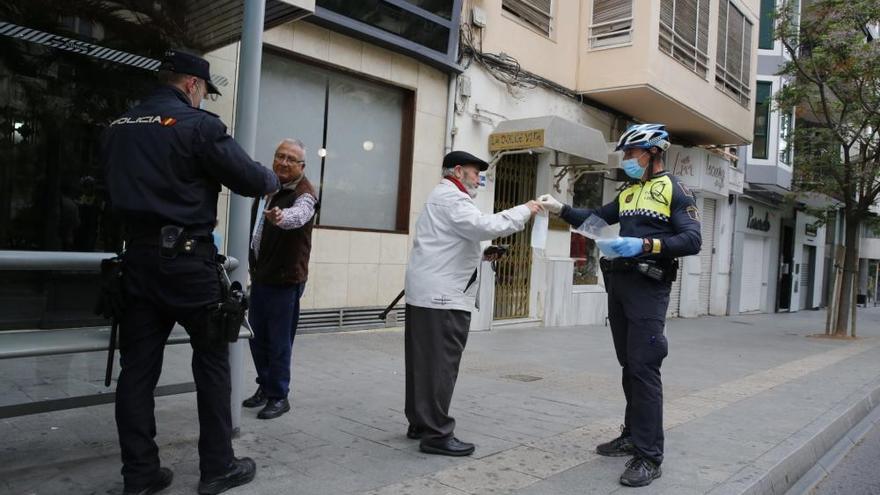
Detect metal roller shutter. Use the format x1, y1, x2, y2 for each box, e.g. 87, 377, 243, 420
799, 245, 813, 310
667, 263, 683, 317
698, 198, 717, 315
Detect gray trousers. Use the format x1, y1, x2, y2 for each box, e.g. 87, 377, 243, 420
404, 304, 471, 441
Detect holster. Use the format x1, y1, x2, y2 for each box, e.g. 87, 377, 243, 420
202, 261, 248, 344
95, 256, 125, 319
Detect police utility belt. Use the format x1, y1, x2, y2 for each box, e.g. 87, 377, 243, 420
599, 257, 679, 283
96, 225, 248, 347
156, 225, 215, 259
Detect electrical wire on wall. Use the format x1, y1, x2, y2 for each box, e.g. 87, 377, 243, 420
458, 21, 631, 126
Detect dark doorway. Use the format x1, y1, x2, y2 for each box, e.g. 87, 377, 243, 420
776, 223, 794, 311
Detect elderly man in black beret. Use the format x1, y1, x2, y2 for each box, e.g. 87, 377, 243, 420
403, 150, 542, 456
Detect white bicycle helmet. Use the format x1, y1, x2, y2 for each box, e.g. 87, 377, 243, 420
615, 124, 671, 151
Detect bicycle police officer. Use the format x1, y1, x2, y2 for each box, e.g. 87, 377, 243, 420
101, 50, 280, 495
539, 124, 701, 487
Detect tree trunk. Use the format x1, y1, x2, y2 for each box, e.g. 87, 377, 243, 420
834, 217, 861, 335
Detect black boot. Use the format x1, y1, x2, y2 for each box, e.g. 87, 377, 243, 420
197, 457, 256, 495
257, 398, 290, 420
123, 467, 173, 495
596, 427, 635, 457
619, 456, 662, 487
241, 387, 266, 408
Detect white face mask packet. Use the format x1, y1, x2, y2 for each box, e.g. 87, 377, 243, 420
531, 212, 548, 251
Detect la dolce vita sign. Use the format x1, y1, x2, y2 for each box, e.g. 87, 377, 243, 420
666, 146, 729, 196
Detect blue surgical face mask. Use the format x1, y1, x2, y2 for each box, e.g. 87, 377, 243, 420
621, 157, 645, 179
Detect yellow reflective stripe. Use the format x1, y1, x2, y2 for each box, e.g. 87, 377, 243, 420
618, 176, 672, 219
652, 238, 662, 254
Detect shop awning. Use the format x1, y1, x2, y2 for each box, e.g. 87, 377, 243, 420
489, 116, 608, 165
186, 0, 314, 51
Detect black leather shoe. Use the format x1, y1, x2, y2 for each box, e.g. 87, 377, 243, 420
242, 387, 266, 408
257, 398, 290, 420
619, 456, 662, 487
123, 467, 173, 495
406, 425, 425, 439
596, 428, 635, 457
419, 437, 475, 456
197, 457, 256, 495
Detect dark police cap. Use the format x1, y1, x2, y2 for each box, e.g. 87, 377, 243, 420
442, 150, 489, 171
160, 50, 221, 95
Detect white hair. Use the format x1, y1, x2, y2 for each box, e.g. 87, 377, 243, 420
277, 138, 306, 155
441, 167, 457, 178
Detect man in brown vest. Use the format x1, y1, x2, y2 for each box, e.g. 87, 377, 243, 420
242, 138, 317, 419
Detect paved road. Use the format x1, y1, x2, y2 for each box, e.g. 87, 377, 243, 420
812, 419, 880, 495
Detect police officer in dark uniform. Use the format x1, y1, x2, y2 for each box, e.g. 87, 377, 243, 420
101, 50, 280, 495
539, 124, 701, 488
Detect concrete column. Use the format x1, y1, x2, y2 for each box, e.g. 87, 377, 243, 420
227, 0, 266, 432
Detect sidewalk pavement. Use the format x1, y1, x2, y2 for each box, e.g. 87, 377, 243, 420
2, 308, 879, 495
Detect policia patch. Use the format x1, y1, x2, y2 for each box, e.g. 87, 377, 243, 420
686, 205, 701, 221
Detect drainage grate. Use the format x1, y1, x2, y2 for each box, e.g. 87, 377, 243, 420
502, 374, 543, 382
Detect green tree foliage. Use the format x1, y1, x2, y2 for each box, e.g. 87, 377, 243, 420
775, 0, 880, 334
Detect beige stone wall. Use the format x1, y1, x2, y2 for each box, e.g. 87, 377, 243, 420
576, 0, 761, 143
461, 0, 760, 143
203, 21, 449, 310
468, 0, 584, 89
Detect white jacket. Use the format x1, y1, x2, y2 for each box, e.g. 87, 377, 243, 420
405, 179, 532, 312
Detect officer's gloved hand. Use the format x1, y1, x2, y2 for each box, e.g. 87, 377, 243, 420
596, 239, 616, 257
610, 237, 644, 258
537, 194, 564, 214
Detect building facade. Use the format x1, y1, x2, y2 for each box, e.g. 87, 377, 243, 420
728, 0, 834, 315
0, 0, 762, 334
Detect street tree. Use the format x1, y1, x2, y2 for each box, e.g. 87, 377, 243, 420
775, 0, 880, 335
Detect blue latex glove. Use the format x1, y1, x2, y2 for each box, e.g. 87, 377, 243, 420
596, 239, 616, 257
610, 237, 643, 257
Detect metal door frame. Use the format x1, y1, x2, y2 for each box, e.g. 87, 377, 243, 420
492, 153, 538, 320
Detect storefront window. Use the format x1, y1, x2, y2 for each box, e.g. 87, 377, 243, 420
570, 173, 605, 285
0, 2, 195, 329
257, 51, 413, 232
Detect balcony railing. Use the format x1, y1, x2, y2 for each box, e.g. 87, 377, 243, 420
589, 17, 633, 48
659, 20, 709, 78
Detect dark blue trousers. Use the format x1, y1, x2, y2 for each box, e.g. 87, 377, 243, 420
116, 244, 233, 490
247, 282, 305, 399
603, 269, 670, 465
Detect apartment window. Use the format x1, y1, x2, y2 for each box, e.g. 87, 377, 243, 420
778, 109, 793, 165
758, 0, 775, 49
659, 0, 711, 78
570, 173, 605, 285
752, 81, 771, 159
257, 51, 414, 232
502, 0, 553, 36
590, 0, 633, 48
716, 0, 754, 106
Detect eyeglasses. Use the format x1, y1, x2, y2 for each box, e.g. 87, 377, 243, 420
274, 152, 305, 166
